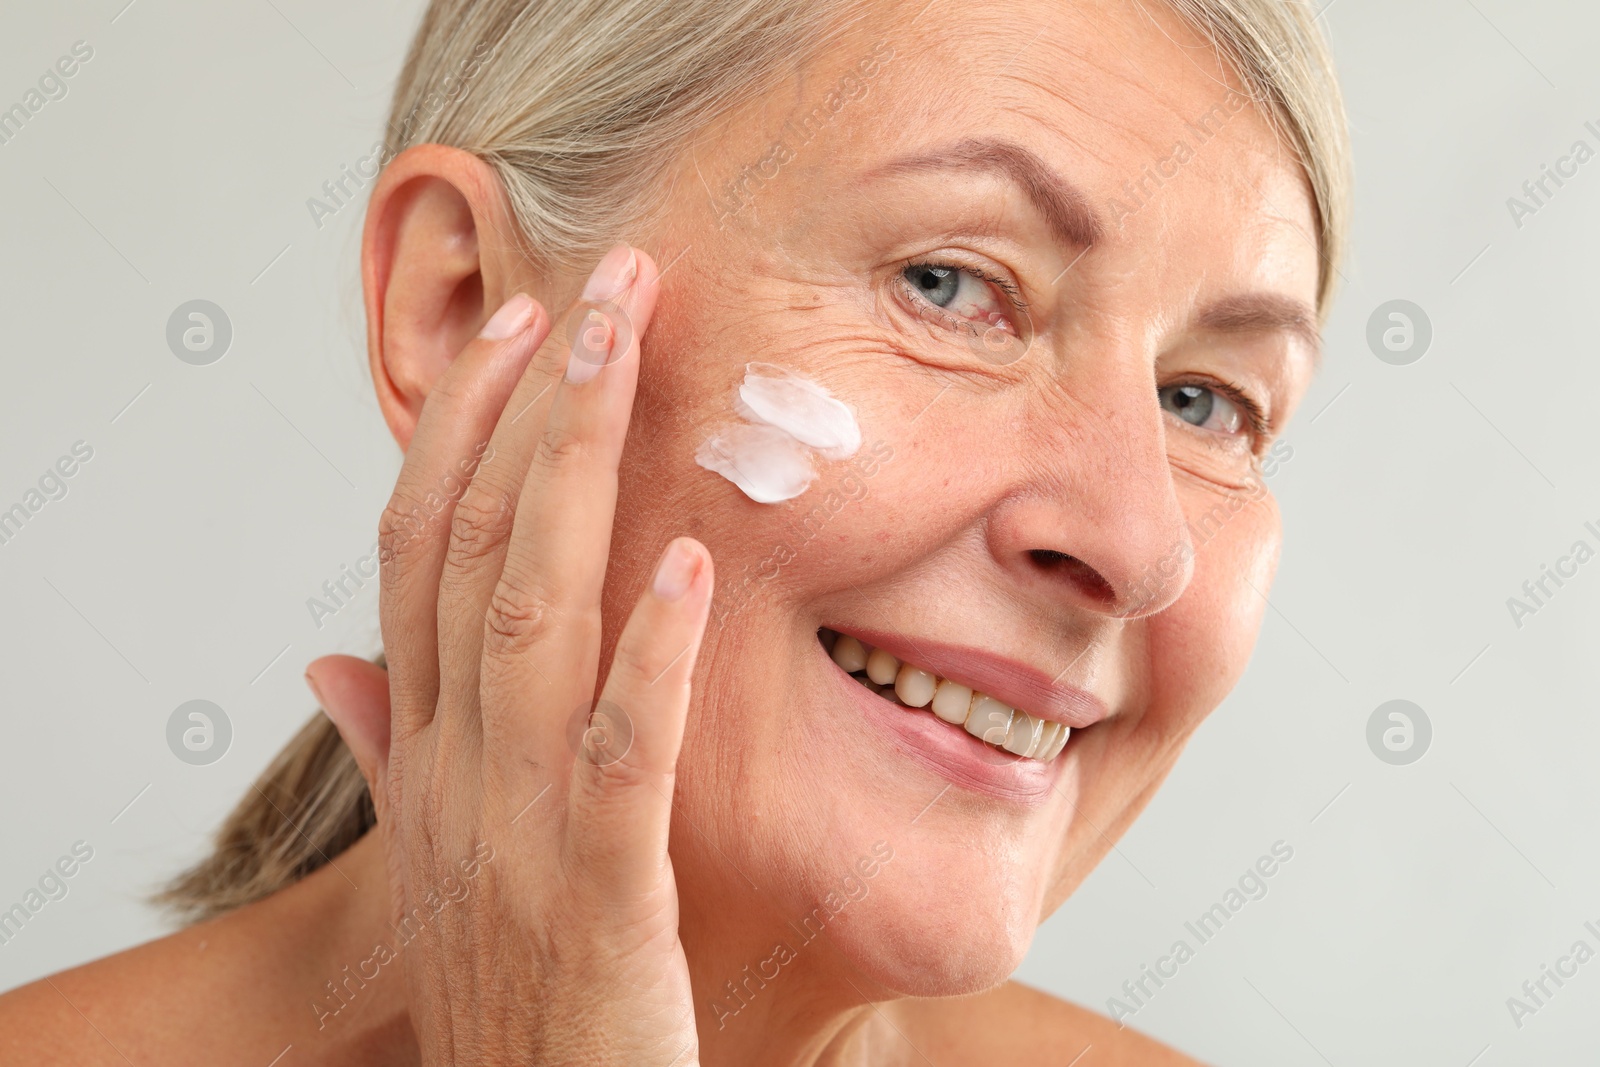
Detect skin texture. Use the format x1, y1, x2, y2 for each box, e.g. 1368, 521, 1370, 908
0, 0, 1322, 1063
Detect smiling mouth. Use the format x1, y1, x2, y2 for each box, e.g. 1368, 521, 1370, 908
819, 628, 1072, 763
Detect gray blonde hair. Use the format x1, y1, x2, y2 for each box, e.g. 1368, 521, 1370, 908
159, 0, 1351, 921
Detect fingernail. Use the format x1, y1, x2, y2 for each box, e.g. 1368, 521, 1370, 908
652, 538, 699, 601
582, 244, 638, 302
565, 308, 611, 384
304, 670, 327, 708
479, 293, 535, 340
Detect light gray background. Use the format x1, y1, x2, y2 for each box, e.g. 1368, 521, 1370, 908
2, 2, 1596, 1063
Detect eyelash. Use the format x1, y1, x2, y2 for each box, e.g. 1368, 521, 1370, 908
894, 260, 1272, 445
964, 264, 1027, 310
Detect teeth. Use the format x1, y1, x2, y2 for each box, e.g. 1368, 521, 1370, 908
1040, 722, 1071, 760
964, 695, 1014, 747
865, 647, 900, 686
824, 629, 1076, 763
830, 634, 868, 673
1032, 721, 1061, 760
894, 664, 937, 708
1004, 712, 1044, 756
930, 679, 974, 724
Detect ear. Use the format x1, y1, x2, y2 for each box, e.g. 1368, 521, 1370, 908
361, 144, 528, 450
305, 655, 392, 795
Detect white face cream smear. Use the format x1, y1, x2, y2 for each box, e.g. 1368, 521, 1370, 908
696, 363, 862, 504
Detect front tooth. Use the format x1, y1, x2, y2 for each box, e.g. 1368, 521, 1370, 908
964, 695, 1014, 747
866, 647, 900, 685
1004, 711, 1044, 756
831, 634, 867, 673
1032, 721, 1061, 760
894, 664, 937, 708
930, 680, 973, 724
1042, 724, 1071, 761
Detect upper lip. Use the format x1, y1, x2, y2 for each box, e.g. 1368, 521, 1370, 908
829, 626, 1109, 730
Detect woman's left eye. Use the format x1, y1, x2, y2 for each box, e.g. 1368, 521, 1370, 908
1159, 383, 1251, 436
899, 262, 1016, 333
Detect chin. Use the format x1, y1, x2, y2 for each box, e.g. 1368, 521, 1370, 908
828, 848, 1047, 998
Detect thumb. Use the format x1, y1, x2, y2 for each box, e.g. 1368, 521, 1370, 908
306, 654, 392, 793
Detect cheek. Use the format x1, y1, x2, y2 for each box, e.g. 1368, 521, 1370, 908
615, 270, 942, 599
1152, 484, 1282, 724
1041, 488, 1280, 909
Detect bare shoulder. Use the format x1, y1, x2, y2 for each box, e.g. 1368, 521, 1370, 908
0, 906, 318, 1067
0, 958, 121, 1064
900, 980, 1207, 1066
0, 850, 413, 1067
0, 922, 216, 1065
0, 897, 339, 1066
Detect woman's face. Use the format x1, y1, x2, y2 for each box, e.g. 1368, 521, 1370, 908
597, 0, 1319, 997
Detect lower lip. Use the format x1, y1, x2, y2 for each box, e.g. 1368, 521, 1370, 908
820, 644, 1066, 803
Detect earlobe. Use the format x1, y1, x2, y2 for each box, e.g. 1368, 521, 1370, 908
361, 144, 522, 450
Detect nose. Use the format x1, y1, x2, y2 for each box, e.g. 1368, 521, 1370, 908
986, 360, 1192, 620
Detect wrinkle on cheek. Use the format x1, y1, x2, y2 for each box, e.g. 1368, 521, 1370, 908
1181, 478, 1280, 577
1169, 455, 1272, 497
713, 282, 946, 389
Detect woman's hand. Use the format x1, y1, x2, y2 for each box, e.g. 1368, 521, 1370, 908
308, 244, 711, 1066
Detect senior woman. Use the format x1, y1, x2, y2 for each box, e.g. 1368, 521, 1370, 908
0, 0, 1347, 1062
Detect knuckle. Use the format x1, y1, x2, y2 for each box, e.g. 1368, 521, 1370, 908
448, 488, 517, 568
580, 748, 666, 800
378, 495, 445, 574
482, 571, 559, 656
531, 423, 588, 472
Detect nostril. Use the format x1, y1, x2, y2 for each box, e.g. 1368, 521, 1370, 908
1028, 549, 1117, 607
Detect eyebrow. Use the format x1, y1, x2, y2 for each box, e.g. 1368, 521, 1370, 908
872, 138, 1320, 361
871, 136, 1105, 249
1196, 292, 1323, 363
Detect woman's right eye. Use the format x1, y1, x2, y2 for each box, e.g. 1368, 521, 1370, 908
905, 265, 963, 307
898, 262, 1018, 339
1160, 383, 1246, 435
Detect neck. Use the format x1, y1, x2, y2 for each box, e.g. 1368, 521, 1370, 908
693, 980, 895, 1067
243, 832, 416, 1065
678, 870, 911, 1067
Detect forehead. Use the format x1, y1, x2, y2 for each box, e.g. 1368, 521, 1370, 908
740, 0, 1319, 309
